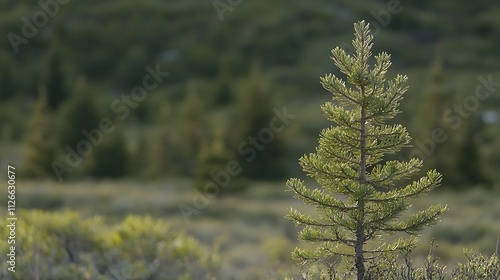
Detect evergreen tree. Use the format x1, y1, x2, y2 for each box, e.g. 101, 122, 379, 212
212, 60, 233, 107
418, 77, 485, 188
22, 87, 56, 178
131, 134, 149, 177
195, 124, 238, 194
45, 39, 68, 110
475, 116, 498, 187
55, 77, 106, 178
416, 58, 447, 170
147, 104, 176, 178
413, 57, 474, 188
57, 76, 102, 150
447, 113, 485, 187
0, 51, 16, 100
233, 60, 286, 180
179, 84, 205, 177
90, 123, 128, 178
286, 21, 447, 280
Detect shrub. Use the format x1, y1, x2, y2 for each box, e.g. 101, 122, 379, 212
0, 210, 219, 280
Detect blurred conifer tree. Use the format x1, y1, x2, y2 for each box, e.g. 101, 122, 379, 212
91, 123, 128, 178
57, 77, 102, 150
22, 87, 56, 178
45, 38, 68, 110
416, 58, 448, 170
147, 104, 176, 178
195, 123, 238, 194
233, 60, 286, 180
210, 58, 233, 107
179, 83, 205, 177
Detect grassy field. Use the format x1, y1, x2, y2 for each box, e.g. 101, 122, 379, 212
4, 180, 499, 279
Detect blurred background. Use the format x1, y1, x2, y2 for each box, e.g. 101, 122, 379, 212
0, 0, 499, 279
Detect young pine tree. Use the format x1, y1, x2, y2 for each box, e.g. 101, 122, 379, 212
286, 21, 447, 280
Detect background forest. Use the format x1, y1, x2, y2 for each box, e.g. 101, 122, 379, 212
0, 0, 500, 279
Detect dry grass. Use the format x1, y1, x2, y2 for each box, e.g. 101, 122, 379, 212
5, 180, 499, 279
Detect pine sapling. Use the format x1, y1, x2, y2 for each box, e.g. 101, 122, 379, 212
286, 21, 447, 280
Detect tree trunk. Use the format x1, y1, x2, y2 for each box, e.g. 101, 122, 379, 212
355, 201, 365, 280
356, 95, 368, 280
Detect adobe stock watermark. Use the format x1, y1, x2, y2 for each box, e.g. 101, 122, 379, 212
7, 0, 70, 54
397, 74, 499, 162
340, 0, 411, 55
51, 65, 169, 181
213, 0, 243, 21
178, 106, 296, 224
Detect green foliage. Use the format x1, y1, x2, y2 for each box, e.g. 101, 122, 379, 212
21, 87, 56, 178
57, 77, 103, 150
455, 117, 486, 187
288, 242, 500, 280
211, 60, 233, 107
451, 249, 500, 279
1, 0, 500, 183
415, 59, 449, 174
233, 60, 286, 180
0, 99, 26, 142
0, 51, 16, 101
364, 243, 500, 280
179, 84, 206, 177
287, 21, 447, 279
363, 241, 447, 280
55, 76, 130, 179
0, 210, 220, 280
90, 124, 128, 178
414, 59, 485, 188
477, 123, 500, 188
44, 39, 69, 110
147, 104, 177, 178
285, 264, 355, 280
195, 122, 247, 195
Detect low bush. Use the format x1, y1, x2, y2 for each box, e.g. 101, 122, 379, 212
0, 210, 220, 280
286, 241, 500, 280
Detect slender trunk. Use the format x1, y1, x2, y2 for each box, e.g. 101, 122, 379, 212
355, 201, 365, 280
356, 98, 367, 280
